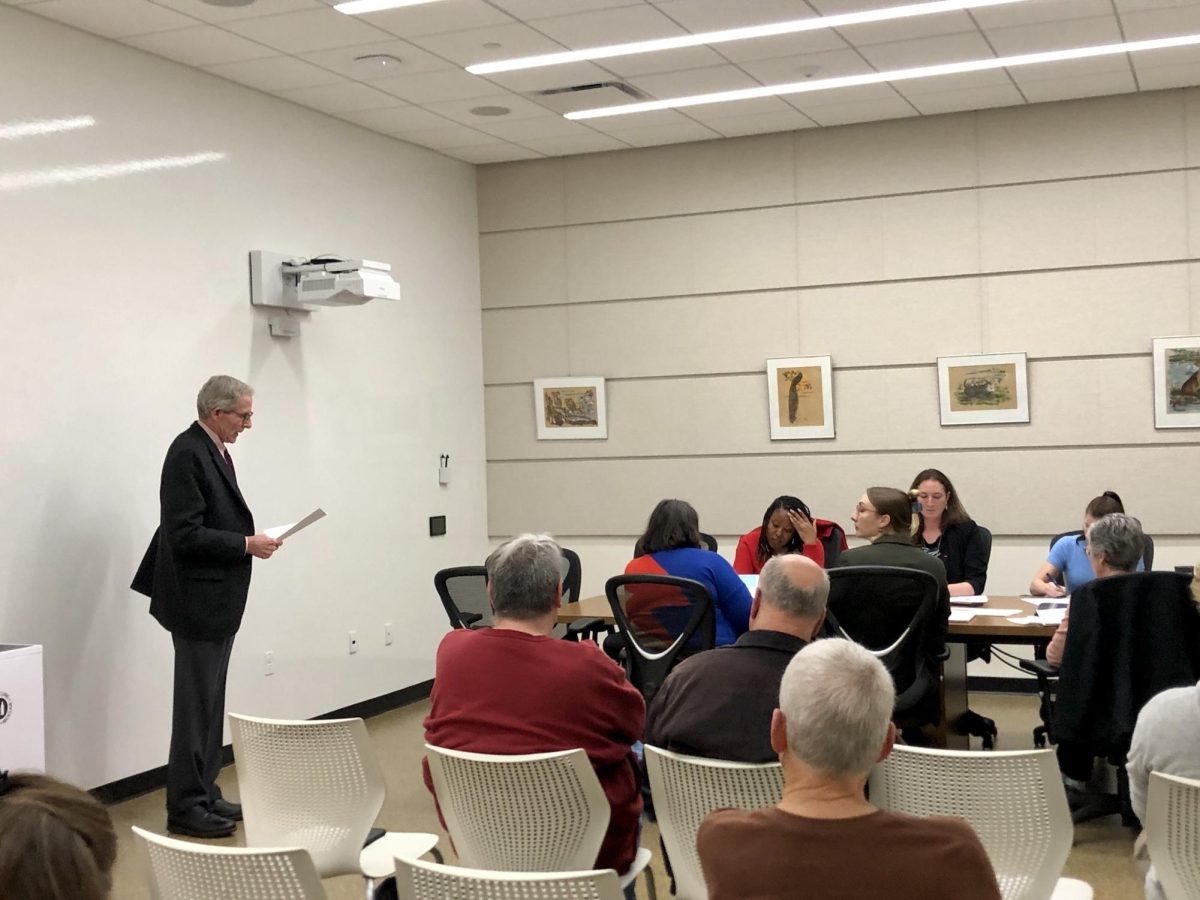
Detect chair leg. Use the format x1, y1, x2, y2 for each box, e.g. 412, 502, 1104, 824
364, 877, 375, 900
643, 868, 657, 900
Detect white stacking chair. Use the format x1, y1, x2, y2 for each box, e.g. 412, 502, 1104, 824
868, 745, 1093, 900
642, 745, 784, 900
229, 713, 439, 899
394, 855, 624, 900
1146, 771, 1200, 900
133, 825, 327, 900
424, 744, 654, 897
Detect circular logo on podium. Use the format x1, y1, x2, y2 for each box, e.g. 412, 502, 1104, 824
0, 692, 10, 724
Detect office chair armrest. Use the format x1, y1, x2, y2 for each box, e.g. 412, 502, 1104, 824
936, 648, 951, 662
566, 617, 607, 638
1019, 657, 1059, 682
460, 611, 483, 627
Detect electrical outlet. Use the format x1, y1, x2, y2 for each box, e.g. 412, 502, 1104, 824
264, 651, 274, 676
348, 631, 358, 655
384, 623, 394, 646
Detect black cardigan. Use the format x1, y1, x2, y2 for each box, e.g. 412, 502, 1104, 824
920, 520, 988, 594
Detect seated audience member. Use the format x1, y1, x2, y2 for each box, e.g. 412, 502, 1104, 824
0, 770, 117, 900
697, 640, 1001, 900
1031, 491, 1142, 597
733, 496, 845, 572
1046, 513, 1144, 668
423, 534, 645, 876
626, 499, 752, 647
646, 555, 828, 763
911, 468, 989, 596
1128, 678, 1200, 900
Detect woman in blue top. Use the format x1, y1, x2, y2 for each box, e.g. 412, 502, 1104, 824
1029, 491, 1142, 597
625, 499, 752, 646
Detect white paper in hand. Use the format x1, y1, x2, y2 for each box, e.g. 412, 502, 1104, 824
265, 508, 326, 541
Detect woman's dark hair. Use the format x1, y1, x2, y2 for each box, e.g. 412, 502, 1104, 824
1085, 490, 1125, 519
867, 487, 918, 536
756, 495, 812, 563
638, 499, 702, 555
910, 468, 970, 527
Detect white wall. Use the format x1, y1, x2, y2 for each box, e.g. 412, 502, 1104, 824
477, 89, 1200, 616
0, 8, 488, 789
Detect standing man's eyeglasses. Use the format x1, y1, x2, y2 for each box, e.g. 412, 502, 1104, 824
223, 410, 253, 423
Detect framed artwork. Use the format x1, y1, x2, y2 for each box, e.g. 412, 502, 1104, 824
533, 377, 607, 440
1152, 336, 1200, 428
766, 356, 835, 440
937, 352, 1029, 426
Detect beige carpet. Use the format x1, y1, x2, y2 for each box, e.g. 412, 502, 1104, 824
107, 693, 1140, 899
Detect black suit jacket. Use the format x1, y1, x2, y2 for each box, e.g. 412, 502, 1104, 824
132, 422, 255, 641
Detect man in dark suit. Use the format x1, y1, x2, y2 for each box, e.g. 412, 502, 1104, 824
132, 375, 281, 838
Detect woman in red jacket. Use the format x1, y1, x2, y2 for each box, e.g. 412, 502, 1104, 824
734, 495, 843, 573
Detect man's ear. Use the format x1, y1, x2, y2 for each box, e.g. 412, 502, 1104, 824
810, 610, 827, 641
749, 590, 762, 624
770, 708, 788, 756
552, 580, 563, 610
876, 721, 897, 763
486, 582, 496, 612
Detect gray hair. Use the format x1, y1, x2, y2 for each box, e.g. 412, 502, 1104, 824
485, 533, 564, 620
779, 639, 894, 778
196, 375, 253, 419
759, 556, 829, 619
1087, 513, 1144, 572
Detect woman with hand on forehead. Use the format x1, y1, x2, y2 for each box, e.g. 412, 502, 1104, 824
734, 495, 842, 573
911, 469, 989, 598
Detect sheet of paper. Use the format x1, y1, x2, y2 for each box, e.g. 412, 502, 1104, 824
265, 508, 326, 541
951, 607, 1022, 622
1036, 607, 1067, 626
950, 595, 988, 606
1007, 616, 1043, 625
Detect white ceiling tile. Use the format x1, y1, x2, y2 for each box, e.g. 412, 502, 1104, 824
225, 7, 388, 54
298, 39, 456, 79
203, 55, 342, 91
515, 132, 632, 155
970, 0, 1114, 29
1007, 54, 1133, 82
372, 67, 500, 102
799, 94, 918, 126
149, 0, 327, 23
395, 123, 509, 148
355, 1, 514, 39
711, 29, 850, 64
858, 31, 995, 71
886, 67, 1013, 96
340, 104, 457, 133
473, 114, 595, 140
738, 48, 872, 84
531, 4, 685, 46
439, 142, 543, 163
903, 82, 1026, 114
651, 0, 818, 31
121, 25, 277, 67
422, 91, 557, 125
596, 44, 729, 77
590, 118, 722, 146
703, 107, 817, 136
1118, 5, 1200, 40
786, 82, 905, 110
836, 9, 979, 46
409, 21, 567, 66
492, 0, 641, 18
481, 60, 622, 94
1134, 59, 1200, 90
583, 107, 706, 131
275, 79, 400, 113
983, 15, 1123, 56
627, 63, 761, 98
24, 0, 197, 37
1016, 68, 1137, 102
682, 95, 801, 121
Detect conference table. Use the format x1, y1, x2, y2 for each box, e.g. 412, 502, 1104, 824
557, 594, 1056, 750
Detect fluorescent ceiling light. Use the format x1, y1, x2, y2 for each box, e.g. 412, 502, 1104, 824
334, 0, 445, 13
0, 151, 226, 192
466, 0, 1029, 75
0, 115, 95, 141
567, 32, 1200, 120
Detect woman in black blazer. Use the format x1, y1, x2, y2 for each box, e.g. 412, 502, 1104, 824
910, 468, 989, 597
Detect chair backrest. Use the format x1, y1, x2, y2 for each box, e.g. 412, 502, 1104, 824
643, 746, 783, 900
559, 547, 582, 605
424, 745, 609, 872
434, 566, 491, 629
229, 713, 384, 878
976, 524, 993, 571
824, 565, 938, 712
818, 519, 848, 568
632, 534, 718, 556
394, 856, 623, 900
868, 746, 1073, 900
604, 574, 716, 702
133, 826, 327, 900
1146, 771, 1200, 900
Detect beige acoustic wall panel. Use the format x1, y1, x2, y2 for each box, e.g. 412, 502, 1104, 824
476, 157, 565, 233
479, 227, 567, 309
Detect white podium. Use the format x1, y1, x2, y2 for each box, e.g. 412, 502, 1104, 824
0, 644, 45, 772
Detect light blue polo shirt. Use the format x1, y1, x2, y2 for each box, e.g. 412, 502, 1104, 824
1048, 534, 1144, 594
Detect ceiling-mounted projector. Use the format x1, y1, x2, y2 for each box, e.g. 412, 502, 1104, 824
250, 250, 401, 310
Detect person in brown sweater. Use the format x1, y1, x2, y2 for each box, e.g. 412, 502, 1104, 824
697, 638, 1001, 900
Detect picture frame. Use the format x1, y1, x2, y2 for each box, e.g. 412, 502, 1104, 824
936, 351, 1029, 426
1152, 336, 1200, 429
766, 356, 835, 440
533, 376, 607, 440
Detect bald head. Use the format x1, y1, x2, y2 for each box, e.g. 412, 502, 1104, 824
751, 555, 829, 638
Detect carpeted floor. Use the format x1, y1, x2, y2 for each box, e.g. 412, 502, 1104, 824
106, 693, 1141, 899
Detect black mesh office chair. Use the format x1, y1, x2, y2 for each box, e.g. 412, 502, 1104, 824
823, 566, 941, 730
434, 566, 490, 630
559, 546, 608, 642
1022, 572, 1200, 826
632, 533, 718, 557
605, 574, 716, 703
818, 520, 848, 568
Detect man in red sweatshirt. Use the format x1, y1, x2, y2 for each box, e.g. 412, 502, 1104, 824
423, 533, 645, 875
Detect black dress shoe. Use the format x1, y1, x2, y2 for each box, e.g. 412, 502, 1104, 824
210, 798, 242, 821
167, 806, 236, 839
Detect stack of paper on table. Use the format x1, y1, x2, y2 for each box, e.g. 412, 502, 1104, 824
950, 595, 988, 606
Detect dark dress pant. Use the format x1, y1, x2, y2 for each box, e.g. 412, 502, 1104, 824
167, 632, 235, 817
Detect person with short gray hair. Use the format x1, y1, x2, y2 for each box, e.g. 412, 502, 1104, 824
1047, 513, 1145, 667
424, 534, 645, 883
195, 375, 253, 420
645, 555, 829, 763
698, 639, 1001, 900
